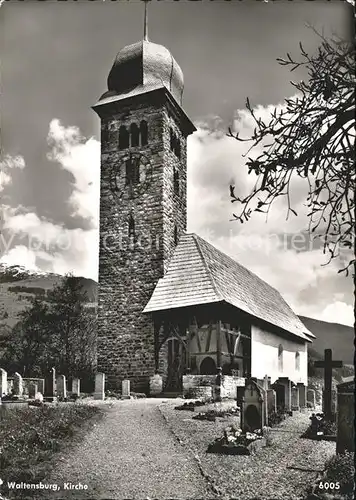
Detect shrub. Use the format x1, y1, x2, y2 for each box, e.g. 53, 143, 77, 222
0, 404, 103, 498
325, 451, 355, 494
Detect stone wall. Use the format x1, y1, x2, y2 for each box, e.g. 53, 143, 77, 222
95, 90, 193, 392
220, 375, 245, 398
182, 374, 245, 399
182, 374, 216, 397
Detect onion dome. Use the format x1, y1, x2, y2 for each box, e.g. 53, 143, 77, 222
101, 40, 184, 105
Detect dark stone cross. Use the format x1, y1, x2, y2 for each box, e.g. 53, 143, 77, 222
314, 349, 342, 420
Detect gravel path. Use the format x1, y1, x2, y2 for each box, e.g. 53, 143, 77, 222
48, 399, 215, 500
160, 401, 336, 500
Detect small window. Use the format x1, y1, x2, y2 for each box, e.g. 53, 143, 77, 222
174, 225, 178, 245
140, 120, 148, 146
173, 169, 180, 195
119, 126, 129, 150
295, 351, 300, 371
130, 123, 139, 147
175, 140, 181, 159
125, 157, 140, 186
278, 344, 283, 371
170, 128, 174, 150
128, 215, 135, 238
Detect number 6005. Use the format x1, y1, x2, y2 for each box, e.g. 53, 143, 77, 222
318, 482, 340, 490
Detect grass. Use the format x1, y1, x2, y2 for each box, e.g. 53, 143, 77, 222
160, 401, 336, 500
324, 451, 355, 497
0, 403, 103, 498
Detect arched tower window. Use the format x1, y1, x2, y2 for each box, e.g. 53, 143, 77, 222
278, 344, 283, 372
174, 225, 178, 245
175, 140, 181, 159
170, 128, 174, 150
295, 351, 300, 371
119, 126, 129, 150
130, 123, 140, 147
140, 120, 148, 146
128, 215, 135, 238
173, 169, 180, 195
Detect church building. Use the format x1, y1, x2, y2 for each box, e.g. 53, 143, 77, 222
92, 14, 314, 407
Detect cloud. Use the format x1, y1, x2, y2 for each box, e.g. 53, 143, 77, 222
1, 122, 99, 280
187, 98, 353, 325
319, 302, 354, 327
0, 245, 39, 271
0, 155, 25, 192
47, 119, 100, 223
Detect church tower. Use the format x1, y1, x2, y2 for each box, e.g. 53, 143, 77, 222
92, 9, 196, 391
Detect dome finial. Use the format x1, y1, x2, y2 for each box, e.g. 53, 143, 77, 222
143, 0, 149, 41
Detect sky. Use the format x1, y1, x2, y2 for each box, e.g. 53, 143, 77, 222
0, 0, 353, 326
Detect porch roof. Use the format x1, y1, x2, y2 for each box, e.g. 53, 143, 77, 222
143, 233, 314, 342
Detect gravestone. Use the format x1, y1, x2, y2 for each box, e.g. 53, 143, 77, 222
274, 383, 285, 409
56, 375, 67, 399
149, 373, 163, 396
94, 373, 105, 400
28, 383, 38, 399
241, 379, 265, 431
297, 383, 307, 408
291, 387, 300, 410
314, 349, 342, 421
336, 379, 354, 454
0, 368, 7, 397
307, 388, 316, 408
14, 372, 23, 397
72, 378, 80, 397
267, 389, 277, 414
45, 367, 56, 399
276, 377, 291, 411
122, 379, 130, 398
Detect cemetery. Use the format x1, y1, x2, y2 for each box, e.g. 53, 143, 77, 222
0, 344, 354, 499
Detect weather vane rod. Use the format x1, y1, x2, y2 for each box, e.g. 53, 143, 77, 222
143, 0, 149, 41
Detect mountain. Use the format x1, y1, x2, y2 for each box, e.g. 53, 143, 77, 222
0, 263, 354, 366
0, 264, 97, 328
299, 315, 354, 365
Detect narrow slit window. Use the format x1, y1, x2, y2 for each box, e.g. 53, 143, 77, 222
128, 215, 135, 238
174, 225, 178, 245
125, 157, 140, 186
173, 169, 180, 195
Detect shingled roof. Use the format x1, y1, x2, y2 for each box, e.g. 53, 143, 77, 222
143, 233, 314, 342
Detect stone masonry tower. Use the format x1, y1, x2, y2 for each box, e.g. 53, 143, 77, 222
92, 16, 196, 391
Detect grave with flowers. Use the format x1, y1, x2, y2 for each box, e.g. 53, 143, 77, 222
303, 412, 337, 441
193, 406, 240, 422
207, 423, 266, 455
